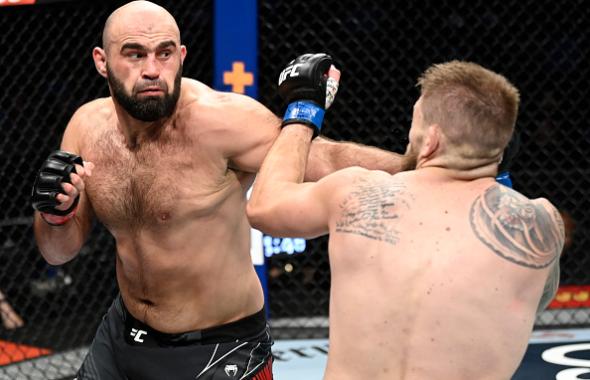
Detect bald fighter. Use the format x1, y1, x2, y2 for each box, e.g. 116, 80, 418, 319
248, 60, 564, 380
30, 2, 410, 379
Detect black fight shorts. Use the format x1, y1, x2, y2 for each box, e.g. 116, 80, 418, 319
75, 295, 273, 380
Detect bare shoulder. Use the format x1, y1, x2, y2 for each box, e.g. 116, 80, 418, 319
316, 166, 389, 195
180, 78, 215, 99
181, 78, 270, 112
331, 168, 410, 245
470, 184, 565, 269
334, 167, 402, 188
320, 165, 373, 184
179, 78, 279, 133
62, 98, 114, 152
297, 166, 372, 209
324, 167, 405, 199
70, 98, 113, 125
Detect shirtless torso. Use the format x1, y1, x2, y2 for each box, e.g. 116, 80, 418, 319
322, 168, 563, 380
38, 79, 276, 333
248, 59, 564, 380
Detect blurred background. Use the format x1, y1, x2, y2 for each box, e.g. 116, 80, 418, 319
0, 0, 588, 378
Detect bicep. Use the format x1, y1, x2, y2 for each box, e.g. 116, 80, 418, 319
252, 181, 332, 239
249, 168, 361, 238
219, 94, 281, 173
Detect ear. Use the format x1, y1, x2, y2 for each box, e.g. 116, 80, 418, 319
421, 124, 441, 159
93, 47, 108, 78
180, 45, 187, 64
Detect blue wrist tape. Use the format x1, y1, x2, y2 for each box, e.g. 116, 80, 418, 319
496, 171, 513, 188
282, 101, 325, 132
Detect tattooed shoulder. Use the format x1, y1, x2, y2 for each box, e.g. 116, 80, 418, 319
335, 176, 410, 245
470, 184, 564, 269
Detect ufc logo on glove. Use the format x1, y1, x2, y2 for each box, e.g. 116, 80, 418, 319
277, 53, 340, 135
278, 64, 303, 86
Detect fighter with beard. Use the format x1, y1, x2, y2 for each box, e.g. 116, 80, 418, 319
30, 2, 410, 379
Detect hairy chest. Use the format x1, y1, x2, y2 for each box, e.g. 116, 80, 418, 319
82, 130, 231, 230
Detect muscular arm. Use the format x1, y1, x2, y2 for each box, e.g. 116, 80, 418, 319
536, 202, 565, 313
217, 92, 410, 179
247, 123, 361, 238
34, 108, 95, 265
306, 136, 410, 181
470, 187, 565, 269
469, 187, 565, 312
537, 260, 560, 314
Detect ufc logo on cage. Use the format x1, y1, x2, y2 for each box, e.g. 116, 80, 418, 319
278, 64, 302, 86
130, 328, 147, 343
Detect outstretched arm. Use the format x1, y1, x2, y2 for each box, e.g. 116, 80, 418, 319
248, 124, 359, 238
247, 124, 328, 237
221, 100, 410, 181
306, 136, 410, 181
223, 54, 411, 180
248, 53, 367, 237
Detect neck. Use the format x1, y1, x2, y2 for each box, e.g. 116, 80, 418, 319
113, 103, 173, 149
416, 159, 499, 181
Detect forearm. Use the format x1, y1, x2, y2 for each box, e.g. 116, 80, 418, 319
34, 212, 88, 265
305, 137, 412, 181
248, 124, 314, 228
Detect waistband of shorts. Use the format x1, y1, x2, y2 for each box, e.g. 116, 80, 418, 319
114, 295, 267, 346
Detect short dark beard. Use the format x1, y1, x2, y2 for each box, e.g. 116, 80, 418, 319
107, 64, 182, 122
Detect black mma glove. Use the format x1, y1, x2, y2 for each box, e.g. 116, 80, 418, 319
278, 53, 339, 135
31, 150, 84, 218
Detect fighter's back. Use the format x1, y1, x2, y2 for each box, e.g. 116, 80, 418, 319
324, 167, 563, 380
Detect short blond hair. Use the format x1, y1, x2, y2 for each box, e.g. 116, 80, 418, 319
417, 61, 520, 163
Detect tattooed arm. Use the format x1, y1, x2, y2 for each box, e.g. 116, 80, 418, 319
470, 186, 565, 312
248, 124, 366, 238
536, 199, 565, 313
470, 185, 565, 269
537, 260, 560, 314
